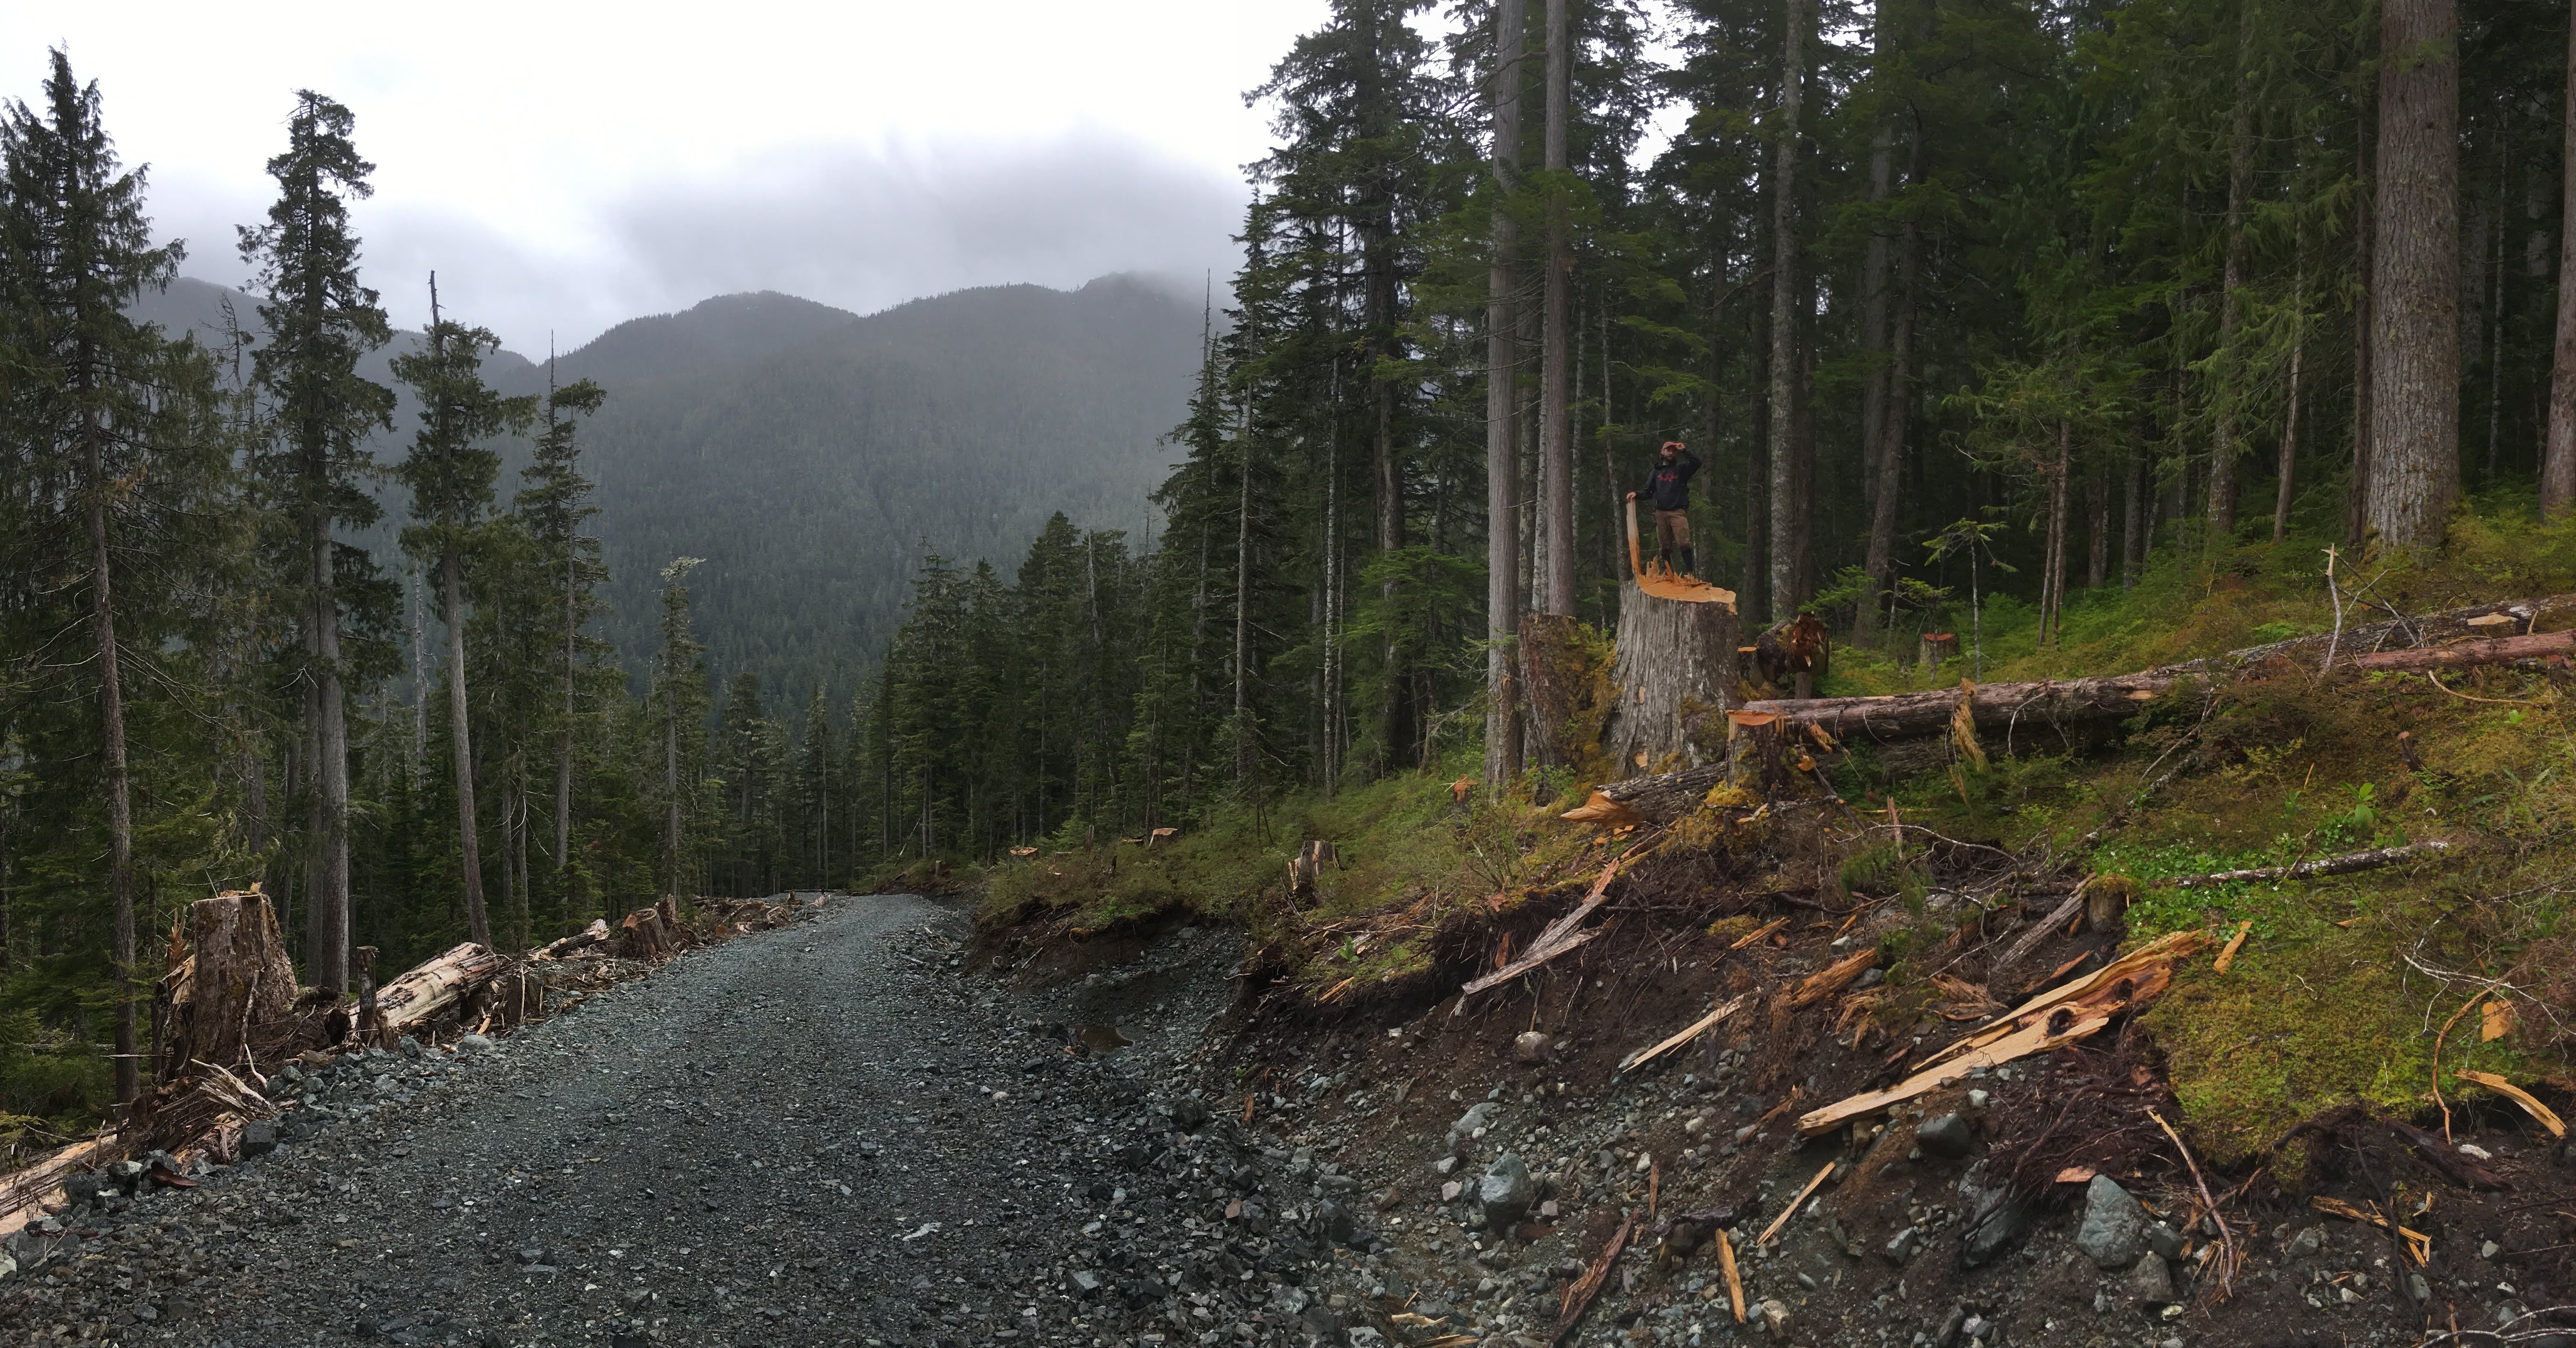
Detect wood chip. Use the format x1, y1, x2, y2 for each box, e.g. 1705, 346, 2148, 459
2055, 1166, 2097, 1184
2456, 1069, 2566, 1138
1797, 931, 2206, 1137
1715, 1229, 1745, 1323
1785, 948, 1880, 1009
1618, 995, 1751, 1073
2213, 921, 2252, 974
1756, 1161, 1837, 1249
1555, 1209, 1634, 1338
1728, 917, 1790, 950
2483, 999, 2519, 1042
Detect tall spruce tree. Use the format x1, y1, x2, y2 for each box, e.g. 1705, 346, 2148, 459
391, 282, 537, 949
0, 51, 197, 1103
239, 90, 394, 996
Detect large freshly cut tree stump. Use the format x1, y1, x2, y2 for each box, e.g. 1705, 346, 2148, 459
1606, 579, 1739, 776
155, 889, 299, 1083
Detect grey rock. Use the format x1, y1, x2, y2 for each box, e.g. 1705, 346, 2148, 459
1479, 1153, 1533, 1228
1446, 1102, 1498, 1154
1931, 1304, 1968, 1348
1317, 1199, 1356, 1245
61, 1173, 99, 1207
1513, 1031, 1551, 1063
1757, 1297, 1790, 1333
399, 1035, 423, 1059
1959, 1199, 2031, 1268
238, 1120, 277, 1159
2076, 1175, 2149, 1268
1346, 1329, 1388, 1348
2285, 1224, 2324, 1257
456, 1034, 495, 1054
2127, 1253, 2177, 1307
1070, 1270, 1102, 1295
1914, 1112, 1973, 1159
1170, 1096, 1210, 1131
1432, 1156, 1459, 1176
1883, 1226, 1921, 1266
2144, 1219, 2184, 1261
2405, 1270, 2432, 1304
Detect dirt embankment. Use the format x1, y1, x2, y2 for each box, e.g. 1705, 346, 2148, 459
995, 844, 2576, 1348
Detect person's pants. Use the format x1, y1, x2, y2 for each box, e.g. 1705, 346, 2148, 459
1654, 509, 1690, 558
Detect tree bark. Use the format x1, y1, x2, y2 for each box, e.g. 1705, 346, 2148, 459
1766, 0, 1808, 622
1608, 586, 1739, 775
311, 527, 350, 996
1486, 0, 1527, 785
1518, 613, 1587, 770
443, 547, 491, 949
2209, 0, 2258, 547
557, 540, 575, 868
2087, 453, 2110, 589
2122, 418, 2146, 586
1540, 0, 1575, 617
2041, 419, 2071, 643
373, 940, 508, 1033
2351, 89, 2377, 549
2367, 0, 2461, 550
83, 424, 137, 1104
1858, 114, 1894, 534
2544, 2, 2576, 517
1859, 117, 1921, 646
2275, 249, 2308, 544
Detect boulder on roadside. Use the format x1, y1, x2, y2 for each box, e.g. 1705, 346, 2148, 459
1479, 1153, 1533, 1228
2076, 1175, 2148, 1269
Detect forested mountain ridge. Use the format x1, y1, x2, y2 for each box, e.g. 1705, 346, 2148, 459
129, 272, 1206, 695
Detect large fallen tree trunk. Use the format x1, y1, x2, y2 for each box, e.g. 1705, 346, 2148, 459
1735, 601, 2576, 746
1739, 672, 2182, 745
371, 941, 508, 1034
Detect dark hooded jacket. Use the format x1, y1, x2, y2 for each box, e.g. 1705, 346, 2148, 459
1636, 448, 1701, 511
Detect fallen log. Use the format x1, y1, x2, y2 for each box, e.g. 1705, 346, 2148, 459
2344, 629, 2575, 671
1587, 764, 1727, 824
533, 919, 609, 960
2157, 839, 2452, 888
1740, 673, 2183, 745
372, 941, 508, 1034
2389, 1118, 2510, 1190
0, 1134, 118, 1237
1734, 595, 2576, 745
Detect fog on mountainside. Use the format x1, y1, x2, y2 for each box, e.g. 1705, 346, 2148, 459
132, 273, 1204, 699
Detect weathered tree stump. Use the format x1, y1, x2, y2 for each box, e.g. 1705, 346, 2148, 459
1518, 613, 1592, 770
154, 890, 299, 1083
1918, 633, 1959, 672
1606, 580, 1738, 776
1286, 841, 1339, 905
1723, 709, 1805, 797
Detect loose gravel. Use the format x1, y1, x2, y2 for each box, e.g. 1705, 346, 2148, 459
0, 895, 1369, 1348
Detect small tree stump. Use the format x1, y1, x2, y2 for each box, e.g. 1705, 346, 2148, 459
1607, 581, 1738, 776
1918, 633, 1960, 673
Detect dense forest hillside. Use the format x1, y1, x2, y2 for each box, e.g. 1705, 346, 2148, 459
564, 275, 1203, 694
131, 273, 1205, 694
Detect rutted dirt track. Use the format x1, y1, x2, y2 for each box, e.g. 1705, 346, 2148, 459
0, 895, 1338, 1348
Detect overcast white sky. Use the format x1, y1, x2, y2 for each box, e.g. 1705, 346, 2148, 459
0, 1, 1344, 350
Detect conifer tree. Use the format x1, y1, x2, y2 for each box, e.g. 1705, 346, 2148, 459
239, 90, 393, 995
0, 50, 198, 1103
391, 282, 537, 949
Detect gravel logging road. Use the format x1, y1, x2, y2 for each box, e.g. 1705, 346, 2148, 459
0, 894, 1355, 1348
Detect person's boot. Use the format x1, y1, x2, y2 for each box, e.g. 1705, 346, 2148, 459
1680, 547, 1697, 578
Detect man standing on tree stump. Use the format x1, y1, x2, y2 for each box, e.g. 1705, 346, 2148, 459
1628, 440, 1702, 577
